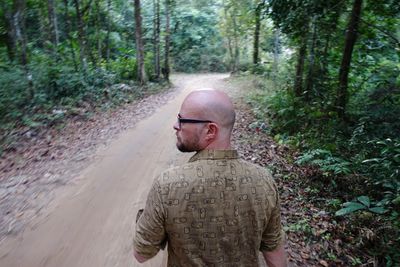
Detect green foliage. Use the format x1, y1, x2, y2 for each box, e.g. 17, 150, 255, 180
284, 218, 313, 235
0, 66, 29, 123
335, 196, 387, 216
296, 149, 352, 175
107, 56, 137, 81
171, 5, 228, 72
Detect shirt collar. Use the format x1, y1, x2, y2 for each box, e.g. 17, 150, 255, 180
188, 149, 239, 162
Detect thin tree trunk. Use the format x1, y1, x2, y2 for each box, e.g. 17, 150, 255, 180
63, 0, 78, 71
105, 0, 111, 64
232, 12, 239, 73
2, 3, 16, 62
13, 0, 33, 98
222, 1, 234, 72
153, 0, 160, 80
305, 18, 317, 101
294, 33, 308, 97
253, 1, 263, 66
95, 0, 102, 60
272, 28, 280, 84
337, 0, 363, 119
134, 0, 146, 84
163, 0, 170, 81
73, 0, 88, 71
47, 0, 59, 48
13, 0, 28, 68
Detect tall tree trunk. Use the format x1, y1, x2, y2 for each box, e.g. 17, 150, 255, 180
253, 1, 263, 66
232, 12, 239, 73
294, 34, 307, 97
272, 28, 280, 85
73, 0, 88, 71
63, 0, 78, 71
95, 0, 102, 61
1, 2, 16, 62
13, 0, 33, 98
163, 0, 170, 81
153, 0, 160, 80
13, 0, 28, 68
305, 18, 317, 101
222, 1, 234, 72
337, 0, 362, 119
47, 0, 59, 48
134, 0, 146, 85
105, 0, 111, 64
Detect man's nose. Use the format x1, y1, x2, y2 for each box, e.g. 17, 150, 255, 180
173, 121, 179, 130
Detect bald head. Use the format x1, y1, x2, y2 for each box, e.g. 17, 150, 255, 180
182, 90, 236, 134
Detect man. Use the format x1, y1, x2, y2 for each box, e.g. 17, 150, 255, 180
133, 89, 287, 266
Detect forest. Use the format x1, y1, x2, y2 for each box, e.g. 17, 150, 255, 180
0, 0, 399, 265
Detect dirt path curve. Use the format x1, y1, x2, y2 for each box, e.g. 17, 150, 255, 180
0, 73, 230, 267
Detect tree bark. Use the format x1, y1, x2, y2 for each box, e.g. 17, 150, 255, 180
232, 11, 239, 73
253, 1, 263, 66
337, 0, 363, 119
63, 0, 78, 71
105, 0, 111, 64
294, 34, 307, 97
163, 0, 170, 81
305, 18, 317, 101
153, 0, 161, 80
73, 0, 89, 71
95, 0, 102, 61
47, 0, 59, 48
12, 0, 33, 98
13, 0, 28, 67
134, 0, 146, 85
272, 28, 280, 84
1, 2, 16, 62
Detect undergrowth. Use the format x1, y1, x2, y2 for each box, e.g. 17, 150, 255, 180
238, 74, 400, 266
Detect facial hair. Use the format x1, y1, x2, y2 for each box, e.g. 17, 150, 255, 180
176, 134, 201, 152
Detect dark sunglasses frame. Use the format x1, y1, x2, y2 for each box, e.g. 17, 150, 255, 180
177, 114, 212, 129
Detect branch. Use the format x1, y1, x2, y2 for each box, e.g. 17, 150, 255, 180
359, 17, 400, 48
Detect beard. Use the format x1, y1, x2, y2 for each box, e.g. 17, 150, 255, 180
176, 134, 201, 152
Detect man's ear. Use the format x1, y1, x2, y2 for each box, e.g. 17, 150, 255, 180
205, 123, 218, 141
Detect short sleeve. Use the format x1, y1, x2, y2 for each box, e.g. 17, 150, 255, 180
260, 182, 285, 251
133, 177, 167, 259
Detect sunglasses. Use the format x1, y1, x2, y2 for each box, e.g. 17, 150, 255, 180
177, 114, 212, 129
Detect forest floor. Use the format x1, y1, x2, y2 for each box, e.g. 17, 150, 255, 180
0, 73, 370, 266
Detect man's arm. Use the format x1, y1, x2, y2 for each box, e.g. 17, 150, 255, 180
133, 179, 166, 263
262, 244, 287, 267
133, 249, 149, 263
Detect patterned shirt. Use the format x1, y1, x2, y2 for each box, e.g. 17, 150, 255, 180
133, 150, 284, 266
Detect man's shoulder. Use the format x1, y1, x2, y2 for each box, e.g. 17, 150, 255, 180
155, 158, 274, 184
237, 159, 275, 181
155, 161, 201, 184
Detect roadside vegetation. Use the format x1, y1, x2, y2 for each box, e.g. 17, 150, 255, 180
225, 0, 399, 264
1, 0, 399, 265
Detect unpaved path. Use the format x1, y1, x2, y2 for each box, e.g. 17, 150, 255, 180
0, 73, 230, 267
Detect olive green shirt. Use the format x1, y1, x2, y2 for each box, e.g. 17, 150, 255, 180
134, 150, 284, 266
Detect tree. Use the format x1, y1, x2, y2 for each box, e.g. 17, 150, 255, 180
47, 0, 59, 49
73, 0, 91, 71
12, 0, 29, 68
1, 1, 16, 62
253, 0, 265, 66
337, 0, 363, 119
163, 0, 170, 80
134, 0, 146, 84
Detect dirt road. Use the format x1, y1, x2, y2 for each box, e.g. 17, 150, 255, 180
0, 73, 230, 267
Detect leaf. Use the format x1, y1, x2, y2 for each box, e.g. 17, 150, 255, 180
362, 158, 380, 164
335, 203, 366, 216
368, 207, 387, 214
357, 196, 370, 207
